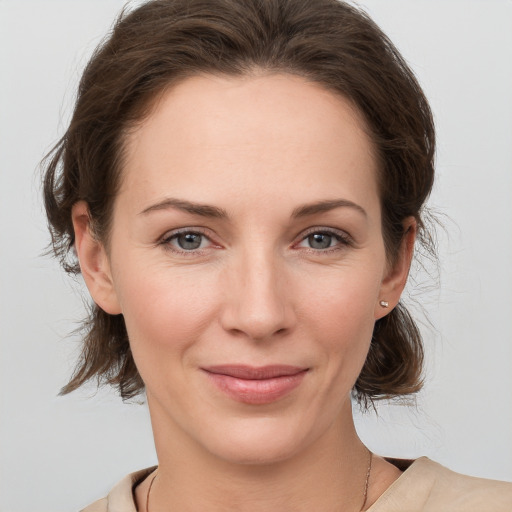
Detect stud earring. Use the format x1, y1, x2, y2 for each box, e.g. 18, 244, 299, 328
379, 300, 389, 308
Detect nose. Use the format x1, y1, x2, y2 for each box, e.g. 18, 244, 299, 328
219, 248, 295, 341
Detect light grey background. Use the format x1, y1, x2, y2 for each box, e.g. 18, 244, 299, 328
1, 1, 511, 510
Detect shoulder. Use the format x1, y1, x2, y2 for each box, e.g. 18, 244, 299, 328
369, 457, 512, 512
423, 459, 512, 511
81, 497, 107, 512
80, 466, 156, 512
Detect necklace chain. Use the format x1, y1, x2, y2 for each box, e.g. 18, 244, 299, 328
146, 450, 373, 512
360, 449, 373, 511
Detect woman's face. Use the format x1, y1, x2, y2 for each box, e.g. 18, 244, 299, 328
77, 73, 411, 464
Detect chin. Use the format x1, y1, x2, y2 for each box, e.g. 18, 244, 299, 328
199, 416, 319, 466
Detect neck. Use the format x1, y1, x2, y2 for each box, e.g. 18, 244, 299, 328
144, 398, 371, 512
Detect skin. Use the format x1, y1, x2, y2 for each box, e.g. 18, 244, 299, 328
73, 73, 415, 511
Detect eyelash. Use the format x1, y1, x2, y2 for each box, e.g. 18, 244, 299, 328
159, 228, 215, 256
158, 227, 353, 256
296, 227, 354, 254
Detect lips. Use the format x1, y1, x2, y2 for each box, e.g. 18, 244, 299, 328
202, 365, 308, 405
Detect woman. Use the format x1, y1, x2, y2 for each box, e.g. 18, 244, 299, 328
41, 0, 512, 510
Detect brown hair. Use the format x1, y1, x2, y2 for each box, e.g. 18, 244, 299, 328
43, 0, 435, 403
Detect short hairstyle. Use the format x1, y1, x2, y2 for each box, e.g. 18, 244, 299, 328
43, 0, 435, 403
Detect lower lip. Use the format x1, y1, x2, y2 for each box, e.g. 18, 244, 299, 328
204, 370, 308, 405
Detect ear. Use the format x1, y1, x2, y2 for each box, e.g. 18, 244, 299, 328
71, 201, 122, 315
374, 217, 417, 320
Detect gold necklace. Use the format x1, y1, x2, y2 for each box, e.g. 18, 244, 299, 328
146, 450, 373, 512
360, 449, 373, 511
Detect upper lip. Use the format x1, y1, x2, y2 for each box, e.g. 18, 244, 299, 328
202, 365, 308, 380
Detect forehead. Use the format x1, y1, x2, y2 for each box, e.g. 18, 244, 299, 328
119, 73, 379, 214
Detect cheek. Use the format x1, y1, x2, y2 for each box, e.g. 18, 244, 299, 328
113, 263, 220, 378
301, 264, 381, 330
298, 266, 381, 370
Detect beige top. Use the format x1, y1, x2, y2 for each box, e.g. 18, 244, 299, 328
81, 457, 512, 512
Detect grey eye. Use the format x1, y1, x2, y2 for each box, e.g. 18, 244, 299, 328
307, 233, 333, 249
175, 232, 204, 250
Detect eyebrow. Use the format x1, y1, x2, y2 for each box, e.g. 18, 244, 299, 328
139, 198, 228, 218
139, 197, 366, 219
291, 199, 367, 219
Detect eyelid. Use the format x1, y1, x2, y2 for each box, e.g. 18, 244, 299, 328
157, 225, 353, 255
293, 226, 354, 250
158, 227, 221, 255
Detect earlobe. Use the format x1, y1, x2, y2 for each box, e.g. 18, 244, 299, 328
375, 217, 417, 320
71, 201, 122, 315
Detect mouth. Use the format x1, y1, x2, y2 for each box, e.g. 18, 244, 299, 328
201, 365, 309, 405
